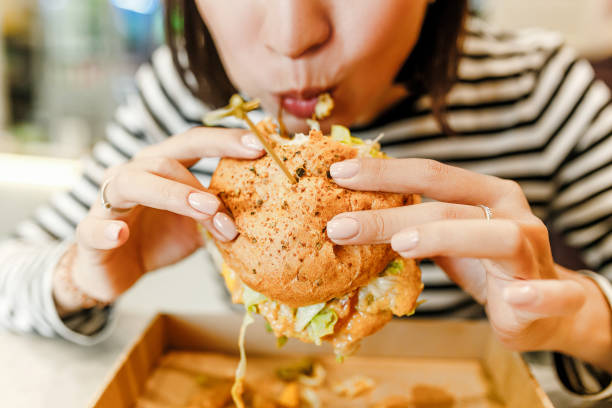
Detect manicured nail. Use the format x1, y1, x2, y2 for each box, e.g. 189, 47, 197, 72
503, 284, 538, 305
391, 229, 419, 253
241, 133, 264, 151
213, 212, 238, 241
105, 223, 122, 241
327, 217, 360, 240
330, 159, 360, 179
188, 193, 220, 215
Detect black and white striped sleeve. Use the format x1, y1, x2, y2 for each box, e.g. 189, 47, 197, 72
547, 60, 612, 398
0, 45, 209, 343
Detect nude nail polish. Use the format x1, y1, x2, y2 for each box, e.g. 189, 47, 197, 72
241, 133, 264, 151
105, 223, 122, 241
327, 217, 360, 240
330, 159, 360, 179
391, 229, 419, 252
188, 193, 220, 215
213, 213, 238, 241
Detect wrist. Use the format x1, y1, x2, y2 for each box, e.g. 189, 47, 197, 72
553, 266, 612, 371
52, 244, 106, 317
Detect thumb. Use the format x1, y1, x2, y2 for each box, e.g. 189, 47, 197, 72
503, 280, 586, 321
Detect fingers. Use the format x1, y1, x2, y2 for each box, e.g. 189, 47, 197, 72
100, 170, 221, 220
389, 219, 534, 264
135, 127, 265, 168
96, 155, 240, 242
77, 217, 129, 250
326, 202, 483, 244
503, 279, 586, 319
330, 158, 530, 211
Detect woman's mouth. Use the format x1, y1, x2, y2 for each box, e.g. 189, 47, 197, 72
279, 88, 333, 119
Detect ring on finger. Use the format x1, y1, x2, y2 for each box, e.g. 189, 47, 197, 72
477, 204, 493, 221
101, 177, 132, 213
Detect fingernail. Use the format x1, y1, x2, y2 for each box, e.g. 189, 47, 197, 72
327, 217, 360, 240
503, 284, 538, 305
213, 212, 238, 241
241, 133, 264, 151
391, 229, 419, 252
330, 159, 360, 179
188, 193, 220, 215
105, 223, 122, 241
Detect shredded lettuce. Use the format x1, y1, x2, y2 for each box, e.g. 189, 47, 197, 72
242, 284, 267, 310
295, 302, 326, 332
307, 308, 338, 345
331, 125, 352, 144
383, 259, 405, 275
331, 125, 383, 158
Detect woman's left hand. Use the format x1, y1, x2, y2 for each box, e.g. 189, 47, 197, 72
325, 157, 589, 352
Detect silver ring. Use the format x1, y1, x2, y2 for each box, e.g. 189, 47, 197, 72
100, 177, 131, 213
477, 204, 493, 221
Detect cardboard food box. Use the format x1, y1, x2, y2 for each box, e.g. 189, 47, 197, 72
92, 313, 554, 408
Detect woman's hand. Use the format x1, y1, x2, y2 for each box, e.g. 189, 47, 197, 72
325, 158, 612, 363
53, 128, 264, 313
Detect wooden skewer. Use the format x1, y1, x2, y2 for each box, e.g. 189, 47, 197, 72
277, 108, 288, 139
204, 94, 297, 184
242, 114, 297, 184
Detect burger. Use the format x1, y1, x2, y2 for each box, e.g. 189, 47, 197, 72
207, 120, 423, 357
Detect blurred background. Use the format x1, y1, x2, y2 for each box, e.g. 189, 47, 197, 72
0, 0, 611, 236
0, 0, 164, 233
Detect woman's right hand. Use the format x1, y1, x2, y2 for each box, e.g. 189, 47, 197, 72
52, 127, 265, 313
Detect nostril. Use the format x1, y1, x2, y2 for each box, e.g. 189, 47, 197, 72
262, 3, 332, 59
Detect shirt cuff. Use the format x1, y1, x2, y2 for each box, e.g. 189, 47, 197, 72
41, 241, 116, 346
553, 270, 612, 400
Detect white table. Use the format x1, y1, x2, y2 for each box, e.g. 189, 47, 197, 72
0, 251, 605, 407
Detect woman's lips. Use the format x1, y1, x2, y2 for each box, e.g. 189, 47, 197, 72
279, 88, 333, 119
281, 96, 319, 119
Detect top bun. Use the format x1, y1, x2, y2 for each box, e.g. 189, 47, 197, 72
209, 122, 416, 307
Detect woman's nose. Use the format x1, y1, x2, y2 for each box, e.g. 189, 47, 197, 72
262, 0, 331, 59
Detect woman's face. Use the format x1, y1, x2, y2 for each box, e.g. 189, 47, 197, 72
196, 0, 429, 133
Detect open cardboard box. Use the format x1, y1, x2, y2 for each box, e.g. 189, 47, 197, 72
92, 313, 554, 407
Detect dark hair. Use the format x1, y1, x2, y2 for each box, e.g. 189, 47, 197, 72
164, 0, 468, 132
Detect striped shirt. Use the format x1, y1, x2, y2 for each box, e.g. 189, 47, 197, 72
1, 19, 611, 398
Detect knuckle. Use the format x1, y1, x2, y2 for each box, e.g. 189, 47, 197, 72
423, 159, 449, 183
148, 157, 180, 175
368, 212, 387, 240
501, 179, 524, 200
440, 204, 462, 220
157, 182, 177, 203
370, 158, 388, 182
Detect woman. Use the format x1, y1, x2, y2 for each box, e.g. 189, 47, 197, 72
1, 0, 611, 400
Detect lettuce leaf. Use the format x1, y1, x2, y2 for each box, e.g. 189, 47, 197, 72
242, 285, 267, 310
307, 309, 338, 345
383, 259, 404, 275
295, 302, 326, 332
330, 125, 352, 144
